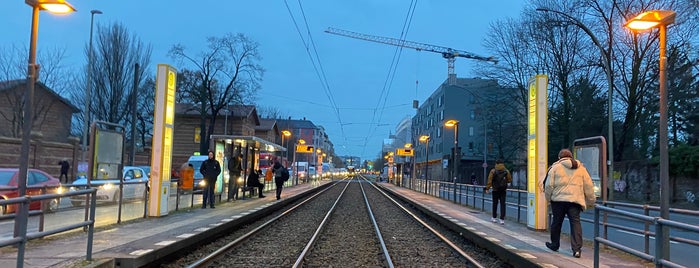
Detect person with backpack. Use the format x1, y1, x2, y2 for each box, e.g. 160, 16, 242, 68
272, 157, 288, 200
543, 149, 595, 258
485, 159, 512, 225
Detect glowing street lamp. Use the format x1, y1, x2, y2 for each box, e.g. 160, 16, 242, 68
625, 9, 675, 260
419, 135, 430, 194
281, 130, 291, 159
444, 120, 460, 202
17, 0, 75, 251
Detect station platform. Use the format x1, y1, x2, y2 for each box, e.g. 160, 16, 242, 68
0, 180, 646, 267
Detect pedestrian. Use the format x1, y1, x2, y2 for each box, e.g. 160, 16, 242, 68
200, 150, 221, 209
228, 153, 243, 201
470, 172, 477, 185
485, 159, 512, 225
58, 159, 70, 183
544, 149, 596, 258
272, 157, 286, 200
247, 169, 266, 198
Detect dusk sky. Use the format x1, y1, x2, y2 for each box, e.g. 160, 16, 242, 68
1, 0, 526, 161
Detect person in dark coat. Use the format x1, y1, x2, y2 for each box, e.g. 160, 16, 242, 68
200, 150, 221, 209
58, 159, 70, 183
246, 169, 265, 198
272, 158, 285, 200
228, 153, 243, 201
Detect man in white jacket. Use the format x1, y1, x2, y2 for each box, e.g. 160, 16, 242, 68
543, 149, 596, 258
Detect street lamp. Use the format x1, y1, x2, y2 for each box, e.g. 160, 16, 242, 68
18, 0, 75, 246
536, 7, 614, 202
419, 135, 430, 194
281, 129, 291, 159
444, 119, 459, 202
625, 9, 676, 260
81, 9, 102, 164
223, 107, 230, 135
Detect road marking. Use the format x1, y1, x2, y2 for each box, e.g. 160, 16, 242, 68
616, 230, 679, 244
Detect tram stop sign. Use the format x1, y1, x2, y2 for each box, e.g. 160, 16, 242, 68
482, 162, 488, 168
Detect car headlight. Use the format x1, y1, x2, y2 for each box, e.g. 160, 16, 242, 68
69, 186, 77, 191
199, 180, 206, 186
100, 183, 114, 190
56, 186, 65, 194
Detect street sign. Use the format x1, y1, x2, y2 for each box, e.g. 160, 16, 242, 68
482, 162, 488, 168
396, 148, 414, 156
296, 144, 315, 153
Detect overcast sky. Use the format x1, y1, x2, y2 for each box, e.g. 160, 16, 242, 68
1, 0, 526, 161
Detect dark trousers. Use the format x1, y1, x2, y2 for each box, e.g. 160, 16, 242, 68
549, 201, 583, 251
228, 171, 241, 201
203, 179, 216, 207
491, 190, 507, 219
59, 172, 68, 183
275, 180, 283, 199
254, 185, 264, 197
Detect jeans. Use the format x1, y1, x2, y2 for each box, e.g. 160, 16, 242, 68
549, 201, 583, 251
275, 180, 284, 199
491, 190, 507, 219
202, 178, 216, 207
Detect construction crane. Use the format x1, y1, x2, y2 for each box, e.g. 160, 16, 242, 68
324, 27, 498, 85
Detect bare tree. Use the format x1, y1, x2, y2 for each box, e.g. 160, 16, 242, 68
169, 33, 264, 154
0, 44, 74, 138
69, 22, 152, 138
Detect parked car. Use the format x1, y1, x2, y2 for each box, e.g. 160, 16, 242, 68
68, 166, 149, 207
0, 168, 61, 214
187, 155, 209, 190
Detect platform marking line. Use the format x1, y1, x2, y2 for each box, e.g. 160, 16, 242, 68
465, 227, 476, 231
539, 263, 558, 268
457, 222, 468, 227
240, 212, 250, 215
518, 253, 537, 259
210, 223, 223, 227
194, 227, 210, 232
617, 230, 679, 244
449, 218, 459, 223
176, 233, 196, 238
475, 231, 488, 236
130, 249, 154, 256
504, 244, 517, 250
221, 218, 233, 222
155, 240, 176, 246
232, 215, 243, 219
486, 237, 501, 242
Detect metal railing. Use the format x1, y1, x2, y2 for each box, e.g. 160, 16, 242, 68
0, 189, 97, 268
594, 204, 699, 268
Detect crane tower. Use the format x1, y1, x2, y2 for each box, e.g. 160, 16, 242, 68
325, 27, 498, 85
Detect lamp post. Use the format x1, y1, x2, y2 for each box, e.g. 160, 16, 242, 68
18, 0, 76, 248
281, 130, 291, 160
536, 7, 614, 202
223, 107, 229, 135
625, 9, 676, 260
81, 9, 102, 164
445, 119, 459, 202
419, 135, 430, 194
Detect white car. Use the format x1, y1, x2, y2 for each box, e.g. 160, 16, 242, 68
69, 166, 149, 206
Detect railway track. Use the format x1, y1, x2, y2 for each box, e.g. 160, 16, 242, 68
162, 177, 505, 267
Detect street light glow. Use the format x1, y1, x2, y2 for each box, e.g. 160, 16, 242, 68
282, 130, 291, 137
625, 10, 676, 31
298, 139, 305, 144
444, 119, 459, 127
26, 0, 76, 14
404, 143, 412, 148
419, 135, 430, 142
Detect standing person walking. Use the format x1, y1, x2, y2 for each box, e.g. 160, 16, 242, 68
272, 157, 286, 200
228, 153, 243, 201
200, 150, 221, 209
485, 159, 512, 225
544, 149, 595, 258
58, 159, 70, 183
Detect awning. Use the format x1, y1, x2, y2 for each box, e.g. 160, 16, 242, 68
209, 135, 286, 152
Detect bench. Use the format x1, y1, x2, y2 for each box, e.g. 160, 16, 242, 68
241, 186, 257, 199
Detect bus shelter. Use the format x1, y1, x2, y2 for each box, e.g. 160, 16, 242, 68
209, 135, 286, 200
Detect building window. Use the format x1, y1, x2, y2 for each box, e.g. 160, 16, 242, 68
194, 127, 201, 143
437, 127, 442, 138
469, 127, 474, 136
439, 110, 444, 121
470, 110, 475, 120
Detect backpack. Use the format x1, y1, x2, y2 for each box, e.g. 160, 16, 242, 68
491, 169, 508, 191
281, 168, 290, 181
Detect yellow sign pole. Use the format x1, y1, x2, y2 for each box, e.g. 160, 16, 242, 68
149, 64, 177, 217
527, 74, 548, 230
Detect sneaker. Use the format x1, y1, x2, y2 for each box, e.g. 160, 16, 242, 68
573, 251, 581, 258
499, 219, 505, 225
210, 206, 215, 209
545, 242, 559, 252
491, 218, 498, 223
201, 206, 206, 209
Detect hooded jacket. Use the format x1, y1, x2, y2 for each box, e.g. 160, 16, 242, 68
543, 157, 596, 210
486, 163, 512, 191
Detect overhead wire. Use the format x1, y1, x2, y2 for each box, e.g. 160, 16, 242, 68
361, 0, 418, 158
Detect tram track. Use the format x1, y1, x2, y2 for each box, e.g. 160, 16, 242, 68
162, 177, 505, 267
